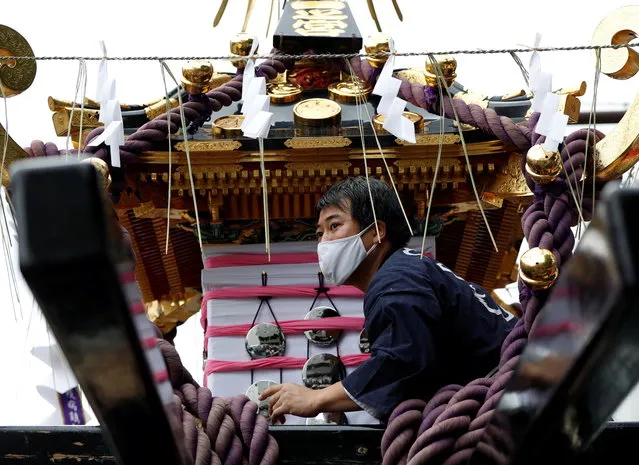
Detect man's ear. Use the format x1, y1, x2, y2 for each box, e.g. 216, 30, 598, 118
372, 221, 387, 243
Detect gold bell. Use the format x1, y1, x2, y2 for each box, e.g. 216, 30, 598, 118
525, 144, 562, 184
364, 33, 393, 69
82, 157, 112, 192
519, 247, 559, 290
425, 55, 457, 88
230, 33, 257, 69
181, 60, 214, 95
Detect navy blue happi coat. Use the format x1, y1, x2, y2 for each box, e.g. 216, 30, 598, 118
342, 248, 517, 420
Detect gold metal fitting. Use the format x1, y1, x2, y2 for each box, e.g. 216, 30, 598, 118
267, 82, 303, 104
327, 80, 372, 104
519, 247, 559, 290
293, 98, 342, 127
425, 55, 457, 88
525, 144, 562, 184
82, 157, 112, 192
230, 33, 257, 69
373, 111, 424, 133
364, 33, 393, 69
554, 82, 586, 123
48, 96, 101, 111
212, 115, 245, 138
181, 60, 215, 95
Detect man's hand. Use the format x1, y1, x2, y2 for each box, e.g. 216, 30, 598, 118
259, 383, 320, 424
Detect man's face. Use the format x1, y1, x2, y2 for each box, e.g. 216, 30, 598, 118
316, 204, 360, 243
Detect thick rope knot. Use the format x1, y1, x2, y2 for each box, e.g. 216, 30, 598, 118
226, 395, 278, 465
406, 379, 492, 465
382, 399, 428, 465
171, 393, 223, 465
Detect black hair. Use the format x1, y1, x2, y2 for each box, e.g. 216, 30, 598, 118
316, 176, 412, 251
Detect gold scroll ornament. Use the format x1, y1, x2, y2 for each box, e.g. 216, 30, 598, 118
592, 6, 639, 181
0, 25, 36, 187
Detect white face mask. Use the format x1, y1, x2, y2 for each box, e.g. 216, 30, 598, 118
317, 224, 378, 286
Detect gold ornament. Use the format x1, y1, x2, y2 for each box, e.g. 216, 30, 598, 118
181, 60, 214, 95
327, 80, 372, 104
267, 82, 303, 104
230, 33, 256, 69
519, 247, 559, 290
425, 55, 457, 88
212, 115, 245, 138
373, 111, 424, 133
82, 157, 112, 192
364, 33, 392, 69
293, 98, 342, 127
525, 144, 562, 184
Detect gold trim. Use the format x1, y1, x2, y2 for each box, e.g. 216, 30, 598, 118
395, 134, 460, 146
285, 161, 352, 174
175, 140, 242, 151
394, 158, 462, 173
284, 137, 352, 149
175, 164, 243, 177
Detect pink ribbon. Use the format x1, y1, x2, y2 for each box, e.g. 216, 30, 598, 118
204, 316, 365, 347
205, 252, 319, 269
201, 285, 365, 328
204, 353, 371, 380
206, 317, 365, 337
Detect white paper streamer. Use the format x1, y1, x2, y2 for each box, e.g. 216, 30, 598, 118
88, 41, 125, 167
240, 38, 274, 140
370, 38, 415, 143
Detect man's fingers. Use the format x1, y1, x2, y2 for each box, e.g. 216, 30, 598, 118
271, 404, 289, 424
268, 391, 283, 416
259, 384, 283, 400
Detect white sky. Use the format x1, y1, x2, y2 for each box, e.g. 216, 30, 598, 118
2, 1, 638, 148
3, 1, 639, 426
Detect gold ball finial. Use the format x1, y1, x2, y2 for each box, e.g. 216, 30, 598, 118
424, 55, 457, 88
82, 157, 112, 192
230, 33, 257, 69
364, 34, 393, 69
181, 60, 215, 95
525, 144, 562, 184
519, 247, 559, 290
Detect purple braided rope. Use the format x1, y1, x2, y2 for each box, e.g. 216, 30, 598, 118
382, 115, 605, 464
349, 57, 534, 151
165, 355, 277, 465
82, 53, 290, 167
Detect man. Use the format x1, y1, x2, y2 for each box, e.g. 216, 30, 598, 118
260, 177, 516, 423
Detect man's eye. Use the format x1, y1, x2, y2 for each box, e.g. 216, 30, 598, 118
316, 231, 323, 239
330, 223, 339, 230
